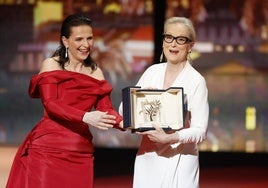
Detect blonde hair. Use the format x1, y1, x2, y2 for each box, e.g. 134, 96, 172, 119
164, 17, 196, 42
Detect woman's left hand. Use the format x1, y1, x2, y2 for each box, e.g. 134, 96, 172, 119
138, 124, 179, 144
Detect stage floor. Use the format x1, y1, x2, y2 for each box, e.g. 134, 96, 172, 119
1, 146, 268, 188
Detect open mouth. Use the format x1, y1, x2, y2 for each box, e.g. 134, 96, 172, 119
79, 49, 89, 55
169, 49, 179, 54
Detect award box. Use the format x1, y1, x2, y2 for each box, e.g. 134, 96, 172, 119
122, 86, 187, 132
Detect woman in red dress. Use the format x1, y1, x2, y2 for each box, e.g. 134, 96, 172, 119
6, 14, 123, 188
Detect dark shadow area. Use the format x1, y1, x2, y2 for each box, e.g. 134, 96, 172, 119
94, 148, 268, 177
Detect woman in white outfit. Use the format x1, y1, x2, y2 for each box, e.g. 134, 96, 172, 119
130, 17, 209, 188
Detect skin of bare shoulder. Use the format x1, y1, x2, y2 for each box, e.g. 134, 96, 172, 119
39, 57, 62, 74
90, 67, 105, 80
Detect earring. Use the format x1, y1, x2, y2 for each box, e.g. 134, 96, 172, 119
187, 51, 192, 62
65, 47, 68, 58
159, 51, 163, 62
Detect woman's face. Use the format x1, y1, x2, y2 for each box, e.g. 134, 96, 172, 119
163, 23, 194, 64
62, 25, 94, 62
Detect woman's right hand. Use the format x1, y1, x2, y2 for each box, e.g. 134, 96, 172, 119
82, 111, 116, 130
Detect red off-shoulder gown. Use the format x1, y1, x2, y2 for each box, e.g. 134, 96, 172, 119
6, 70, 123, 188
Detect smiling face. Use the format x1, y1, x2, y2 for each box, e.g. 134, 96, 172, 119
62, 25, 94, 63
163, 22, 194, 64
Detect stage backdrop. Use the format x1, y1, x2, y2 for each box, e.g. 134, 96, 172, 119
0, 0, 268, 153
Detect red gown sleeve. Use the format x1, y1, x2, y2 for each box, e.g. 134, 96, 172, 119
29, 72, 89, 132
39, 83, 86, 124
95, 93, 123, 129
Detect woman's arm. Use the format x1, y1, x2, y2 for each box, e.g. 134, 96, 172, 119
39, 82, 116, 130
176, 78, 209, 144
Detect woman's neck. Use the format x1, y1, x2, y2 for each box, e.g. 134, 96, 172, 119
167, 60, 186, 71
163, 61, 186, 89
65, 60, 84, 72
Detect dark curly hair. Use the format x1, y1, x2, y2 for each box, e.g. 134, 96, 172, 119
52, 14, 97, 71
